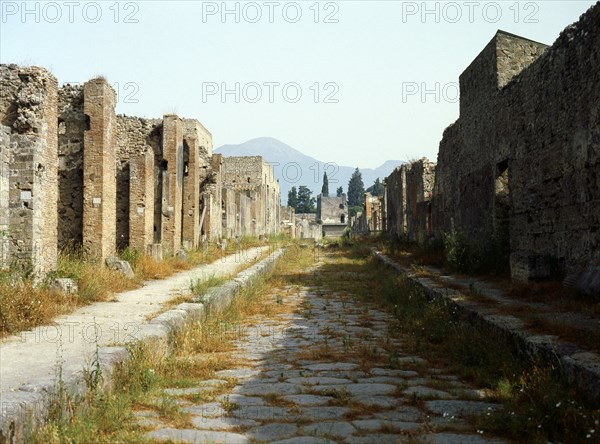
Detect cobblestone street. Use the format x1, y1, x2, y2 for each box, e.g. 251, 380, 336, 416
143, 257, 507, 444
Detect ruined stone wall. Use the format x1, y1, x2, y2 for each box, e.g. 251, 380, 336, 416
0, 65, 58, 276
181, 119, 212, 249
204, 154, 223, 241
405, 159, 436, 244
280, 206, 295, 238
82, 79, 117, 262
160, 115, 184, 254
129, 149, 154, 253
384, 165, 407, 240
431, 3, 600, 280
317, 194, 347, 225
116, 116, 162, 251
295, 213, 322, 240
57, 84, 84, 250
222, 156, 280, 237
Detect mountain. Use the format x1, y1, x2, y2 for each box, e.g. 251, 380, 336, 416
215, 137, 404, 205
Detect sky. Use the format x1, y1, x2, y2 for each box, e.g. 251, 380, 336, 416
1, 0, 596, 168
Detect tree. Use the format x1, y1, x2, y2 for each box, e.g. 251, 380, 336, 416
336, 186, 343, 197
321, 172, 329, 197
287, 186, 298, 209
367, 177, 384, 197
297, 185, 316, 213
347, 167, 365, 207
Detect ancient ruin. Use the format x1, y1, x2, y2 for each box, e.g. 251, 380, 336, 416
316, 194, 348, 238
370, 4, 600, 284
0, 66, 281, 276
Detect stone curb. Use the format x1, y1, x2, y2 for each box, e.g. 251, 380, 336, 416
0, 248, 286, 444
372, 249, 600, 407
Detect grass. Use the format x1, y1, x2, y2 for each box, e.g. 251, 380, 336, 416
301, 245, 600, 443
0, 237, 276, 337
29, 244, 312, 443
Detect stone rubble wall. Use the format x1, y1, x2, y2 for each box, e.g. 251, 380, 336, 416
383, 3, 599, 282
221, 156, 281, 238
0, 65, 282, 278
0, 65, 58, 277
57, 84, 84, 250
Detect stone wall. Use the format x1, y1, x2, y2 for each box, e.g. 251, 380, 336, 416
0, 65, 58, 276
160, 115, 184, 255
116, 116, 162, 251
295, 213, 322, 240
222, 156, 280, 237
317, 194, 347, 225
0, 64, 283, 277
57, 84, 84, 249
383, 159, 435, 243
429, 3, 600, 280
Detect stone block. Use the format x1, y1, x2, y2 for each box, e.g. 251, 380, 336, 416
105, 256, 134, 278
49, 278, 78, 294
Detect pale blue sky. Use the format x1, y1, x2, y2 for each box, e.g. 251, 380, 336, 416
1, 0, 596, 167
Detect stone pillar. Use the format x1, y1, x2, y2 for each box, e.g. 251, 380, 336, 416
129, 150, 154, 253
182, 136, 200, 250
0, 66, 58, 277
82, 78, 117, 262
160, 115, 184, 254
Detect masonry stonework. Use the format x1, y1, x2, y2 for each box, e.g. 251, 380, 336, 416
0, 65, 58, 276
129, 149, 154, 253
160, 115, 184, 254
57, 84, 84, 249
380, 4, 600, 284
82, 79, 117, 262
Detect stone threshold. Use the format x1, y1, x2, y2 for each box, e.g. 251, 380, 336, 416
0, 248, 286, 444
372, 249, 600, 408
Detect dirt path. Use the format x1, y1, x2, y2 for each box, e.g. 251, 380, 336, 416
144, 257, 508, 444
0, 247, 269, 397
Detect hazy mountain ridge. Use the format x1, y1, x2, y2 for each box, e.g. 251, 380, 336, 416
215, 137, 404, 203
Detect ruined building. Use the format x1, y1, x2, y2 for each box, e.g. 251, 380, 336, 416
384, 158, 436, 244
316, 194, 348, 238
0, 65, 281, 277
221, 156, 280, 238
383, 3, 600, 282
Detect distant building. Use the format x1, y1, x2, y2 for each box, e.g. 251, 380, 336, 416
316, 194, 348, 238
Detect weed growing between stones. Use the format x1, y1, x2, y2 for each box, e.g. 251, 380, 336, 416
29, 244, 310, 443
310, 245, 599, 443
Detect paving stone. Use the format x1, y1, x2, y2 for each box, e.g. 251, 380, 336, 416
231, 405, 292, 421
305, 363, 358, 371
248, 423, 299, 441
371, 368, 419, 377
403, 385, 453, 399
198, 379, 229, 386
147, 428, 250, 443
425, 400, 503, 417
215, 394, 266, 406
356, 376, 408, 384
344, 383, 397, 396
297, 406, 350, 421
352, 419, 421, 432
374, 407, 424, 422
183, 402, 227, 418
282, 394, 332, 406
353, 395, 398, 408
163, 387, 212, 396
271, 437, 337, 444
191, 416, 259, 430
303, 421, 356, 438
345, 435, 409, 444
423, 433, 508, 443
287, 376, 352, 385
215, 368, 262, 379
234, 382, 302, 396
